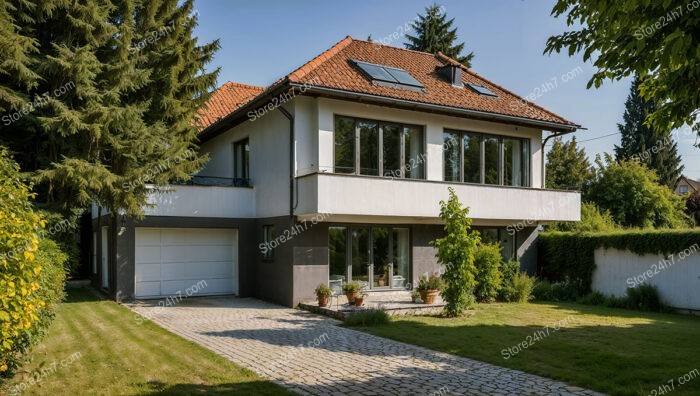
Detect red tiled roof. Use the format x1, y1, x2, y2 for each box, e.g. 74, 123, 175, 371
198, 36, 578, 134
197, 82, 264, 130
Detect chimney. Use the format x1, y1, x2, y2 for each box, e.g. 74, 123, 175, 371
437, 64, 462, 88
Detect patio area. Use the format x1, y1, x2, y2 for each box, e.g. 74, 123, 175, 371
298, 290, 446, 319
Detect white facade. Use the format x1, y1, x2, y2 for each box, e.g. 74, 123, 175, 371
144, 185, 255, 218
592, 248, 700, 311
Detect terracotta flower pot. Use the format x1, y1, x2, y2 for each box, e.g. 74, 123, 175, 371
317, 295, 330, 307
419, 290, 439, 304
345, 291, 359, 304
354, 295, 365, 307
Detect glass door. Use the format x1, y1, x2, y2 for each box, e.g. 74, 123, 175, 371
392, 228, 410, 289
351, 228, 370, 285
372, 227, 390, 288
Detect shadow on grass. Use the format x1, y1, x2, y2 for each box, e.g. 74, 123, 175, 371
63, 287, 101, 303
141, 380, 291, 396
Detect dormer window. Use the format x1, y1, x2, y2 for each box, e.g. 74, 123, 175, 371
352, 60, 425, 91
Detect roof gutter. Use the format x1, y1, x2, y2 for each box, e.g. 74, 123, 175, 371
290, 83, 581, 133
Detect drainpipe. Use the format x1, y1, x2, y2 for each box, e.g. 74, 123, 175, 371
278, 105, 295, 217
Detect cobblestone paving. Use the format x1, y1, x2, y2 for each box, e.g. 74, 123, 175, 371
127, 297, 605, 396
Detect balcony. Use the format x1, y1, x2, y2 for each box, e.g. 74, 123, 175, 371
295, 173, 580, 224
143, 182, 255, 219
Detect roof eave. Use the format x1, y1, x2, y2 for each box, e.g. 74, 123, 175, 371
294, 84, 580, 133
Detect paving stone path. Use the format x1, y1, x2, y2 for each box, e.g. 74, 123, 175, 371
127, 297, 604, 396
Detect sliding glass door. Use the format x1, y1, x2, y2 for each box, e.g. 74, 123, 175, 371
329, 226, 410, 290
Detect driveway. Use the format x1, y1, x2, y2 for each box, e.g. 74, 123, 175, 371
127, 297, 603, 396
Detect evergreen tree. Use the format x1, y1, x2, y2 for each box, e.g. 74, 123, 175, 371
0, 0, 219, 217
0, 0, 39, 113
614, 76, 684, 189
545, 137, 593, 190
404, 4, 474, 67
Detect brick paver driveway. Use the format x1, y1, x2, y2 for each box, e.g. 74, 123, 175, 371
128, 297, 603, 396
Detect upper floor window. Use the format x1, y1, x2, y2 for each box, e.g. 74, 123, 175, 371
443, 130, 530, 187
233, 138, 249, 185
680, 185, 688, 194
334, 116, 425, 179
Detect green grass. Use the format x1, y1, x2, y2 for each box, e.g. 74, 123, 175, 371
2, 289, 291, 395
355, 302, 700, 396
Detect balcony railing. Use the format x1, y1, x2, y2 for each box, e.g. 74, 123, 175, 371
174, 175, 252, 188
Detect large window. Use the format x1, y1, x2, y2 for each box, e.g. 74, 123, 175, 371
443, 130, 530, 187
334, 116, 425, 179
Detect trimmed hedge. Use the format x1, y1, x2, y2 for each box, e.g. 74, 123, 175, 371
539, 229, 700, 295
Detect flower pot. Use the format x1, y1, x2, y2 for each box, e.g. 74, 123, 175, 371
345, 291, 359, 304
317, 295, 330, 307
354, 295, 366, 307
419, 290, 439, 304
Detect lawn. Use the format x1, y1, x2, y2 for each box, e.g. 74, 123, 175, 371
2, 288, 291, 396
354, 302, 700, 396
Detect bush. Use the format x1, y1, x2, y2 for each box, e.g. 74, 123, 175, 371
532, 280, 554, 301
498, 260, 520, 301
501, 272, 535, 303
344, 309, 390, 326
626, 284, 663, 312
0, 147, 66, 377
548, 202, 620, 233
341, 281, 360, 293
473, 242, 502, 302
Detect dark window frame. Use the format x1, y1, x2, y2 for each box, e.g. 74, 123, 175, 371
443, 129, 531, 187
233, 138, 250, 182
333, 115, 426, 180
262, 225, 275, 261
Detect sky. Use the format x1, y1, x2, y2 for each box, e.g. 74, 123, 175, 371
192, 0, 700, 179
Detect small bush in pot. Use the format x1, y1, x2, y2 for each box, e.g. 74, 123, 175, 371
314, 284, 333, 307
417, 275, 444, 304
342, 281, 361, 304
411, 290, 421, 303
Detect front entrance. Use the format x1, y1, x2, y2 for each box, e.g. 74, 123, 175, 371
329, 226, 410, 292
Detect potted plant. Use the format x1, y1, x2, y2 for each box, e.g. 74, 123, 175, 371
417, 275, 443, 304
411, 290, 422, 303
314, 284, 333, 308
342, 281, 361, 304
354, 292, 368, 307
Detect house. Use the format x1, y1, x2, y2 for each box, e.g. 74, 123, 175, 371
91, 36, 581, 307
675, 175, 699, 195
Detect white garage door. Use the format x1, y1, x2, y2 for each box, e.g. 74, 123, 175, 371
135, 228, 238, 298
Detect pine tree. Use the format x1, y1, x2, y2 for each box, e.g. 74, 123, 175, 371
404, 4, 474, 67
545, 137, 594, 190
0, 0, 39, 113
0, 0, 219, 218
614, 76, 684, 190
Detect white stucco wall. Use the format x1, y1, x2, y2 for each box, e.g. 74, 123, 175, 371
144, 185, 255, 218
592, 247, 700, 310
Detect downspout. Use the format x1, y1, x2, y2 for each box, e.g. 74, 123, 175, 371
278, 105, 295, 217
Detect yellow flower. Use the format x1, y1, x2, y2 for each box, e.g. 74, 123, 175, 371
1, 364, 7, 371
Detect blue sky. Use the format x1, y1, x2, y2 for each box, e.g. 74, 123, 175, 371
192, 0, 700, 179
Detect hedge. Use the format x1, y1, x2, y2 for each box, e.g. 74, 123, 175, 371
538, 229, 700, 295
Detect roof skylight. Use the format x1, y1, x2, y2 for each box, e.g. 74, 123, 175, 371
353, 60, 424, 89
466, 83, 498, 97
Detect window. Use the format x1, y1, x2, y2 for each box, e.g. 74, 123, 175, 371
466, 83, 498, 97
480, 228, 516, 261
333, 116, 425, 180
262, 225, 275, 260
680, 185, 688, 194
443, 130, 530, 187
352, 60, 424, 89
233, 139, 249, 183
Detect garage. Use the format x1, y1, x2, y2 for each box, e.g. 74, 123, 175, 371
134, 228, 238, 298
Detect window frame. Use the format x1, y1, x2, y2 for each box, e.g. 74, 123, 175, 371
233, 138, 250, 181
443, 129, 531, 187
333, 115, 426, 180
262, 225, 275, 261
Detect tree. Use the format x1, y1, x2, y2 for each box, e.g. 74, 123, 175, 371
585, 154, 691, 229
0, 0, 218, 218
431, 187, 480, 316
545, 1, 700, 138
547, 202, 620, 233
614, 76, 684, 189
0, 0, 39, 113
405, 4, 474, 67
546, 137, 593, 189
686, 191, 700, 226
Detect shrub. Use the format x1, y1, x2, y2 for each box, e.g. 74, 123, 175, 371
548, 202, 620, 233
0, 147, 66, 377
431, 188, 480, 317
626, 284, 663, 312
314, 284, 332, 298
576, 291, 607, 306
532, 280, 554, 301
344, 309, 390, 326
473, 242, 502, 302
501, 272, 535, 303
341, 281, 360, 293
498, 260, 520, 301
